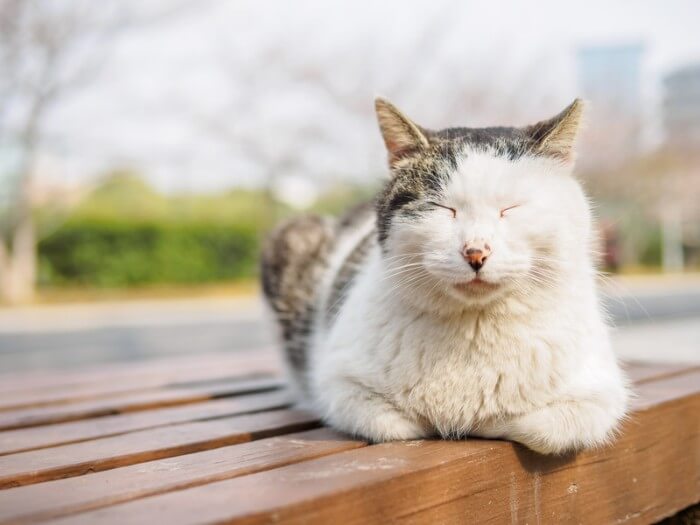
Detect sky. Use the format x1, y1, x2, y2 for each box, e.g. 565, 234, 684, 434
33, 0, 700, 195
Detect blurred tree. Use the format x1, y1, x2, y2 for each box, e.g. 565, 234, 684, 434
0, 0, 126, 303
0, 0, 199, 302
194, 8, 558, 224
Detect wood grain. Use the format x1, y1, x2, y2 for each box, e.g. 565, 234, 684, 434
0, 351, 282, 410
0, 409, 319, 489
44, 370, 699, 525
0, 428, 365, 525
0, 377, 283, 431
0, 390, 293, 456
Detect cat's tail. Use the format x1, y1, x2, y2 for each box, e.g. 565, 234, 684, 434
260, 215, 336, 393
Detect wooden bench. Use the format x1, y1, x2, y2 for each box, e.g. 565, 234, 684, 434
0, 350, 697, 524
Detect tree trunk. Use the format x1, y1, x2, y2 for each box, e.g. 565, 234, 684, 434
1, 144, 39, 305
0, 88, 45, 305
0, 214, 36, 305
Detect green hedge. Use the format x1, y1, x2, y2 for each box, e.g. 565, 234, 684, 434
639, 227, 662, 267
38, 219, 259, 287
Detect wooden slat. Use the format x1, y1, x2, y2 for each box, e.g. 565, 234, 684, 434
0, 377, 282, 431
0, 349, 281, 393
0, 351, 244, 390
0, 390, 293, 456
0, 429, 365, 525
46, 370, 700, 525
0, 350, 282, 409
634, 368, 700, 409
0, 370, 268, 413
0, 408, 318, 489
624, 361, 700, 385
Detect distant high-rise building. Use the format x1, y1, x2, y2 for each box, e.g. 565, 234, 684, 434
663, 64, 700, 150
576, 44, 644, 165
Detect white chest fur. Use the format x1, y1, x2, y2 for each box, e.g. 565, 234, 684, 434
309, 255, 604, 437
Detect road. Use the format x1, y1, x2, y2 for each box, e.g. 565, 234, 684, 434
0, 285, 698, 373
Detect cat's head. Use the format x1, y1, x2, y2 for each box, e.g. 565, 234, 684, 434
374, 97, 591, 309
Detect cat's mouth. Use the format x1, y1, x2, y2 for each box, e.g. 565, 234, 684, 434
453, 277, 499, 293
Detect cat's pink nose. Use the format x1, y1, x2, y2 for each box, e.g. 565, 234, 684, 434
462, 243, 491, 272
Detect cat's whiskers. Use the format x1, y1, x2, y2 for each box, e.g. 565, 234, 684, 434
382, 263, 427, 281
382, 268, 436, 299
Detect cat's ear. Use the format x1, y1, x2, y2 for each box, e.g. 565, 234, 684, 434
375, 97, 430, 166
525, 99, 585, 162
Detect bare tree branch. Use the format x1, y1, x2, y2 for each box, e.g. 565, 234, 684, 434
0, 0, 128, 303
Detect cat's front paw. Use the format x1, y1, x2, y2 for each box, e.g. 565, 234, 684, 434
326, 408, 430, 443
359, 410, 431, 443
515, 432, 580, 455
475, 399, 625, 455
509, 400, 624, 455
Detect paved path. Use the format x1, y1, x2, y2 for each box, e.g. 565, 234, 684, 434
612, 316, 699, 363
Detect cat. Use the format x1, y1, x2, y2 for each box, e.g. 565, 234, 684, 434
261, 97, 629, 455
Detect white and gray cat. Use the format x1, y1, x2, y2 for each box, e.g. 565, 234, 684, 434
262, 97, 629, 454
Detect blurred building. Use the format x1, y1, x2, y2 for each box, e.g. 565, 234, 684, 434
662, 63, 700, 270
576, 43, 645, 166
663, 64, 700, 150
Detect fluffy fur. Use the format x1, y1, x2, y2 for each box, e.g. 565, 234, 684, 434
261, 97, 629, 455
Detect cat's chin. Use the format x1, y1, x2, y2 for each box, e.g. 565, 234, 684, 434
453, 277, 500, 294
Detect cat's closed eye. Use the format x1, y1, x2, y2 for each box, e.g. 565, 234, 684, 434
500, 205, 520, 218
428, 201, 457, 218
